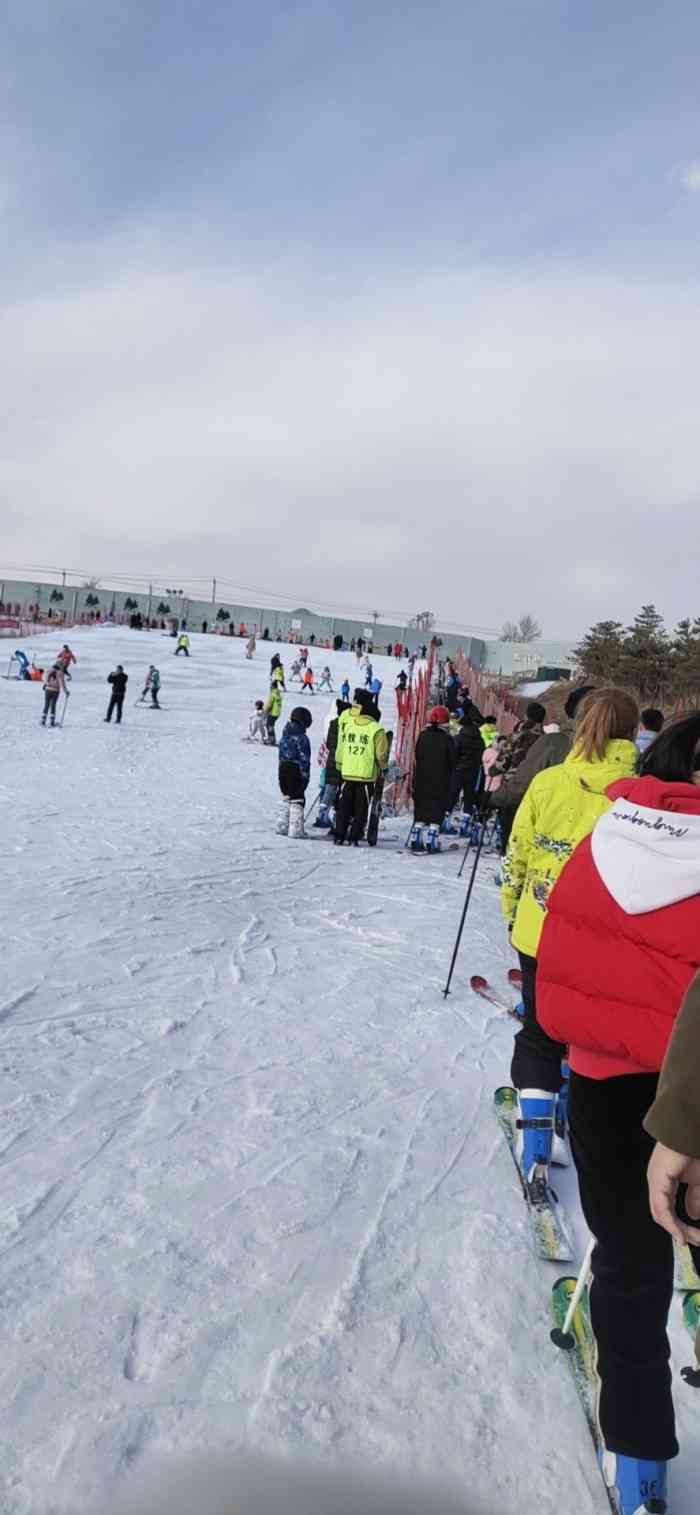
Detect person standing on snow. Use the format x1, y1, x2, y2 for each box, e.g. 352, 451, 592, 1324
334, 689, 389, 846
41, 662, 66, 727
448, 706, 484, 815
270, 654, 286, 691
276, 707, 312, 838
57, 644, 77, 679
535, 712, 700, 1515
318, 666, 334, 692
248, 701, 266, 742
302, 666, 315, 695
263, 682, 283, 745
340, 677, 351, 702
246, 633, 256, 660
314, 698, 351, 829
175, 632, 190, 657
501, 689, 638, 1201
411, 706, 456, 852
139, 666, 161, 707
105, 665, 129, 723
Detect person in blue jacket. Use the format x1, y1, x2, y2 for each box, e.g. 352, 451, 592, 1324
277, 707, 312, 839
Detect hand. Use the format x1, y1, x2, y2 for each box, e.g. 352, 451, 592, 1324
647, 1143, 700, 1246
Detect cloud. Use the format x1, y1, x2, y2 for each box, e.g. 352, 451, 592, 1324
675, 160, 700, 192
4, 240, 700, 636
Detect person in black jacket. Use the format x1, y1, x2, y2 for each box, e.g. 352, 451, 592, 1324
412, 705, 455, 852
449, 708, 485, 813
105, 665, 128, 723
315, 700, 351, 830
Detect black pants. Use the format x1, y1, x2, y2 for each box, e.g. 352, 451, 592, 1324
42, 690, 59, 722
106, 694, 124, 723
449, 768, 478, 812
498, 804, 517, 853
278, 761, 305, 801
569, 1070, 700, 1459
265, 714, 277, 745
175, 646, 189, 656
336, 780, 370, 842
510, 952, 566, 1093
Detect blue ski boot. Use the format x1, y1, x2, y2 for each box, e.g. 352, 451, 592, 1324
313, 804, 331, 828
410, 825, 426, 853
600, 1452, 667, 1513
552, 1062, 570, 1167
426, 824, 442, 853
515, 1089, 555, 1193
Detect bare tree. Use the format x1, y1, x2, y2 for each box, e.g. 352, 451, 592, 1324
410, 610, 435, 632
82, 575, 101, 589
500, 620, 520, 642
501, 613, 541, 643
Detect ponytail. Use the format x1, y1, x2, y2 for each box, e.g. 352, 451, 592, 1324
572, 688, 639, 763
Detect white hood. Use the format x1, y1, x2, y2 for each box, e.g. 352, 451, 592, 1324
591, 796, 700, 915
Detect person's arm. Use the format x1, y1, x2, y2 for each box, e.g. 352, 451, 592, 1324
375, 729, 390, 770
300, 734, 311, 785
645, 972, 700, 1245
491, 732, 553, 809
500, 781, 539, 930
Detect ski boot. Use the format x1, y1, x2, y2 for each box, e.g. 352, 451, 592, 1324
440, 813, 458, 835
552, 1063, 570, 1168
426, 824, 442, 853
515, 1089, 555, 1201
289, 800, 306, 839
459, 811, 473, 838
40, 716, 46, 726
410, 825, 426, 852
313, 804, 331, 828
600, 1451, 667, 1514
276, 798, 291, 836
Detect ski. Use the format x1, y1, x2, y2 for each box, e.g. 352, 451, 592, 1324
682, 1291, 700, 1387
470, 975, 523, 1020
550, 1277, 617, 1513
675, 1244, 700, 1292
507, 967, 523, 989
366, 732, 393, 847
493, 1087, 574, 1262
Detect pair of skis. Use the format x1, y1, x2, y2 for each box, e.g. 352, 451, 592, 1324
470, 968, 524, 1020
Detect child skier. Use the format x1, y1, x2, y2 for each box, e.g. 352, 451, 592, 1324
340, 677, 351, 702
302, 667, 315, 695
139, 666, 161, 707
263, 683, 283, 744
41, 662, 66, 727
245, 634, 256, 659
290, 657, 303, 684
270, 654, 286, 691
318, 666, 334, 692
277, 707, 312, 838
248, 701, 266, 742
175, 632, 190, 657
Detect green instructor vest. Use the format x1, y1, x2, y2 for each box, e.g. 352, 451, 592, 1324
339, 713, 379, 781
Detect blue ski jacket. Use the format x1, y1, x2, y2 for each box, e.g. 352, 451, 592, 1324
279, 721, 311, 783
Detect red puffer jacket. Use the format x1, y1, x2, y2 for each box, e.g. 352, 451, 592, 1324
537, 776, 700, 1079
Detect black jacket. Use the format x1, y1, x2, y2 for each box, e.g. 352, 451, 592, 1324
413, 727, 456, 824
108, 671, 128, 697
325, 717, 342, 787
454, 718, 484, 789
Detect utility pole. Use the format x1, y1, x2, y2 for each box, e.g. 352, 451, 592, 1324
212, 577, 216, 605
61, 568, 66, 587
147, 583, 152, 620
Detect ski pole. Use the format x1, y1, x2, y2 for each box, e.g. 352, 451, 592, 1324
550, 1237, 595, 1350
443, 821, 486, 998
306, 789, 322, 823
404, 820, 416, 849
59, 691, 70, 727
4, 654, 12, 679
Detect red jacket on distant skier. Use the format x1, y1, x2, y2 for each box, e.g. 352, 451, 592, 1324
536, 775, 700, 1081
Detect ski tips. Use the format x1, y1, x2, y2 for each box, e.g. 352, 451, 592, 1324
470, 974, 488, 990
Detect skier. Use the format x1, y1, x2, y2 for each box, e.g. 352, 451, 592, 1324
420, 643, 427, 659
263, 683, 283, 745
302, 666, 315, 695
299, 646, 309, 668
444, 661, 460, 712
501, 689, 638, 1200
245, 634, 256, 660
314, 699, 351, 829
174, 632, 190, 657
395, 670, 408, 693
105, 665, 129, 723
334, 689, 389, 845
636, 706, 664, 754
536, 712, 700, 1515
289, 657, 303, 684
248, 700, 266, 741
41, 662, 66, 726
411, 706, 456, 852
369, 675, 382, 699
449, 706, 484, 815
340, 677, 351, 702
276, 706, 312, 838
57, 644, 76, 678
139, 666, 161, 707
270, 654, 286, 691
363, 659, 373, 688
318, 666, 334, 693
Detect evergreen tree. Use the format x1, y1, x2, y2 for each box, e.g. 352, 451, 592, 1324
619, 604, 671, 704
572, 620, 625, 683
671, 618, 700, 709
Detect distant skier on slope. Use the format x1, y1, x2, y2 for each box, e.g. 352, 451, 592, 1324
318, 666, 334, 692
105, 665, 129, 723
263, 683, 283, 745
269, 654, 286, 691
333, 689, 389, 846
139, 666, 161, 707
276, 707, 312, 838
175, 632, 190, 657
41, 662, 66, 727
248, 701, 267, 742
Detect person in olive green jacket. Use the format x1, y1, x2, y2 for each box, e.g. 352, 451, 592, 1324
334, 689, 390, 846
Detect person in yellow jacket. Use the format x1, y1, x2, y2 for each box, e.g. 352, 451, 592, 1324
479, 715, 499, 748
500, 688, 639, 1186
262, 684, 283, 745
334, 688, 390, 846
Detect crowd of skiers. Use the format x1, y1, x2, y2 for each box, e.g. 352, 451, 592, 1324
445, 682, 700, 1515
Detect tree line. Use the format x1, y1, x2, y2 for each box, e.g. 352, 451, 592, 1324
574, 604, 700, 708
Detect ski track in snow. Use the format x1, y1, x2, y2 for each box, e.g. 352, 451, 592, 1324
0, 629, 697, 1515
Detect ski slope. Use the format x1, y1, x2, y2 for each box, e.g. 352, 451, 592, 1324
0, 628, 697, 1514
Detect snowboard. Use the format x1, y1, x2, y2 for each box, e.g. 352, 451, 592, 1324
366, 732, 393, 847
493, 1087, 573, 1262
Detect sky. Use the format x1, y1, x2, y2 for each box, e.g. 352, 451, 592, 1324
4, 2, 700, 638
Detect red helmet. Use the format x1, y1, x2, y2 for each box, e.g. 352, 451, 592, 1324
429, 705, 450, 725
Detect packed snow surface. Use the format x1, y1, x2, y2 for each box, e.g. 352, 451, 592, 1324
1, 629, 697, 1513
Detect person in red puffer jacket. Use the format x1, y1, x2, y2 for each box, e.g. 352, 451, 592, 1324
537, 712, 700, 1514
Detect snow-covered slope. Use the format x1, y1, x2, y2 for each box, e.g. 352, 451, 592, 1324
0, 629, 696, 1514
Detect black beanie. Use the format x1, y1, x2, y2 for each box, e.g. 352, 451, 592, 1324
526, 701, 547, 725
564, 684, 595, 721
354, 689, 376, 716
291, 707, 312, 728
